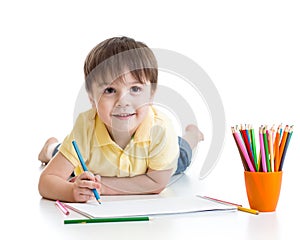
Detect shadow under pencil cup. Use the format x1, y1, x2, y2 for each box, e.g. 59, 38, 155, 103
244, 171, 282, 212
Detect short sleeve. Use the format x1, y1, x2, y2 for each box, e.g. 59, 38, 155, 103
59, 109, 96, 169
147, 114, 179, 174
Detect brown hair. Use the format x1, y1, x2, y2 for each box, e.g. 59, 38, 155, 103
84, 36, 158, 95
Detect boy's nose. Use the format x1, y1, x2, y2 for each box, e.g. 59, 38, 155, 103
116, 92, 130, 107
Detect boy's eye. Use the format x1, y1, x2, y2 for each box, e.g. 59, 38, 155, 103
104, 87, 116, 94
131, 86, 142, 93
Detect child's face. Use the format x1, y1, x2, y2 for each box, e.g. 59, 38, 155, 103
90, 72, 154, 136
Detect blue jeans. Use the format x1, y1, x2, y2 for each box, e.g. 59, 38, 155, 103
52, 137, 192, 175
174, 137, 192, 175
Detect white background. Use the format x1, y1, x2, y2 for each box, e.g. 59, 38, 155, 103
1, 0, 299, 238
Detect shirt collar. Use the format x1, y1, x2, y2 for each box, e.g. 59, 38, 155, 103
94, 115, 115, 147
133, 107, 154, 143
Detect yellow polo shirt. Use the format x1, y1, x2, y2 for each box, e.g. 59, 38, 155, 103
59, 106, 179, 177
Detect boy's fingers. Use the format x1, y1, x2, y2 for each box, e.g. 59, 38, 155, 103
95, 175, 101, 182
78, 179, 99, 189
77, 193, 94, 203
80, 188, 94, 196
79, 171, 95, 180
75, 173, 100, 189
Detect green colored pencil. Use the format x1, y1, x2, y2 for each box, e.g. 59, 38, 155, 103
64, 216, 150, 224
250, 127, 258, 171
263, 128, 271, 172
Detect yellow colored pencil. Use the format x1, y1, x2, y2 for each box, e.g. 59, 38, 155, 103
237, 206, 259, 215
202, 196, 259, 215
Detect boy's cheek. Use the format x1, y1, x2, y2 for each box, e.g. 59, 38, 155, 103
134, 95, 153, 108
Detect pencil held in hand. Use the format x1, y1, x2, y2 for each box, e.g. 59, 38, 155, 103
72, 140, 101, 204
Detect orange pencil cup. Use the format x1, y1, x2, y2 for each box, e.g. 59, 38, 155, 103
244, 171, 282, 212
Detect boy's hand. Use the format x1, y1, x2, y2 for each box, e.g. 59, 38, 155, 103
72, 172, 101, 202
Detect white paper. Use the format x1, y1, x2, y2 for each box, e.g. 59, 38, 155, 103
65, 196, 237, 218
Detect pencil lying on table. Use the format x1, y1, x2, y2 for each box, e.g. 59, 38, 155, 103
202, 196, 259, 215
64, 216, 151, 224
237, 206, 259, 215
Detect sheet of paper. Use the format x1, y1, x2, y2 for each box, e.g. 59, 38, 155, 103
65, 196, 237, 218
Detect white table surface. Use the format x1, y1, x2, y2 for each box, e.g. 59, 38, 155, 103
3, 147, 297, 240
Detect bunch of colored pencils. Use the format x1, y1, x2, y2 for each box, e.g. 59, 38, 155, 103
231, 124, 293, 172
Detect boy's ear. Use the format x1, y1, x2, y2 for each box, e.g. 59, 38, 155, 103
149, 95, 154, 105
149, 91, 156, 104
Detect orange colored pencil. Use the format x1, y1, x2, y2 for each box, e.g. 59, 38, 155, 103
274, 126, 280, 172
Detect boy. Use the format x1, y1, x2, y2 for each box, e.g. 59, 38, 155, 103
38, 36, 203, 202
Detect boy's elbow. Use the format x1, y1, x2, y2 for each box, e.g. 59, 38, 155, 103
38, 172, 51, 199
146, 168, 172, 194
38, 174, 46, 198
152, 188, 164, 194
151, 183, 167, 194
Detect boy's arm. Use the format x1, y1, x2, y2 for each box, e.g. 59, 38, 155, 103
99, 168, 173, 195
38, 152, 76, 201
38, 152, 100, 202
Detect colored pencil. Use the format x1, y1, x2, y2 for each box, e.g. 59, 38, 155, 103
263, 127, 271, 172
241, 126, 255, 168
64, 216, 150, 224
257, 150, 261, 172
202, 196, 242, 206
201, 196, 259, 215
232, 124, 293, 172
274, 126, 281, 171
231, 127, 249, 171
72, 140, 101, 204
237, 206, 259, 215
268, 129, 274, 172
232, 129, 255, 172
279, 125, 289, 163
55, 200, 70, 215
279, 126, 293, 171
259, 126, 267, 172
279, 125, 283, 138
250, 126, 258, 171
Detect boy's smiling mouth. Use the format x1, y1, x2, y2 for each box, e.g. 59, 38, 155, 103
112, 113, 136, 120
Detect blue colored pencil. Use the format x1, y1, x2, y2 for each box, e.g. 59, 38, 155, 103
72, 140, 101, 204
